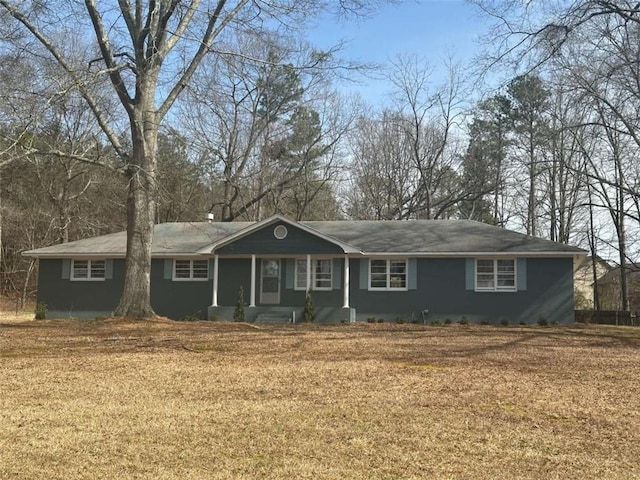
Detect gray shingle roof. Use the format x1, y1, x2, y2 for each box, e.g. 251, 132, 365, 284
305, 220, 585, 254
23, 218, 586, 257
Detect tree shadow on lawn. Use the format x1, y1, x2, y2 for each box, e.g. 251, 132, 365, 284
436, 325, 640, 362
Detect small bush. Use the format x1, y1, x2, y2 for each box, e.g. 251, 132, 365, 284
366, 317, 376, 323
233, 285, 245, 322
519, 321, 527, 325
303, 290, 315, 322
459, 316, 469, 325
538, 316, 548, 326
376, 318, 384, 323
500, 318, 509, 326
480, 320, 489, 325
181, 314, 201, 321
394, 316, 405, 324
34, 303, 47, 320
444, 318, 452, 325
430, 319, 442, 326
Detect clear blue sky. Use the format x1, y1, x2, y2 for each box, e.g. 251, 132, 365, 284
306, 0, 488, 105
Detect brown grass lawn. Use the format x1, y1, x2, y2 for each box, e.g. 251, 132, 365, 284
1, 313, 640, 479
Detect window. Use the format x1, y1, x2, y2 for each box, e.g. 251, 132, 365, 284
295, 259, 333, 290
369, 259, 407, 290
475, 259, 516, 291
71, 259, 106, 281
173, 259, 209, 281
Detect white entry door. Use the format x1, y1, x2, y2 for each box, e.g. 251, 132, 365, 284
260, 259, 280, 304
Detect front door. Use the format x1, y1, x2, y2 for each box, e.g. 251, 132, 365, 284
260, 259, 280, 304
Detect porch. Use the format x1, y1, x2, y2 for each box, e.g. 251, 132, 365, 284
209, 255, 353, 319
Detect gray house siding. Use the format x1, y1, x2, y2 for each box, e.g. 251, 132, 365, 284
217, 258, 252, 307
349, 257, 575, 324
150, 259, 212, 320
36, 258, 123, 319
216, 222, 344, 255
35, 255, 575, 324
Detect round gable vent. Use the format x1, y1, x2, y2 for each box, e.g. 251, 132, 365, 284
274, 225, 288, 239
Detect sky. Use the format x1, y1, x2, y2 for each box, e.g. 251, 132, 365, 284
306, 0, 490, 106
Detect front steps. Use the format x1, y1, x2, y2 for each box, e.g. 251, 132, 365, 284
208, 306, 356, 324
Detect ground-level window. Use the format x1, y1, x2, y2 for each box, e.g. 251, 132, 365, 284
71, 259, 106, 281
475, 259, 516, 291
295, 259, 333, 290
369, 259, 407, 290
174, 259, 209, 280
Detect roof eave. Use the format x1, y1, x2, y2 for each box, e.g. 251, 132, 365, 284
360, 251, 587, 257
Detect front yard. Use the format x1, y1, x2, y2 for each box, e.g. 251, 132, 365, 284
1, 317, 639, 479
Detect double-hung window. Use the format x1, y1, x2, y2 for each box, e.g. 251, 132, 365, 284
369, 259, 407, 290
71, 259, 106, 281
475, 259, 516, 291
173, 259, 209, 281
295, 259, 332, 290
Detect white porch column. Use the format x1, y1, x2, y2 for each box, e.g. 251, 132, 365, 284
306, 254, 312, 292
212, 254, 219, 307
250, 254, 256, 307
342, 256, 350, 308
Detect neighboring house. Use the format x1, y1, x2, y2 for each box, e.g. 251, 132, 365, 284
574, 256, 612, 309
595, 265, 640, 312
23, 214, 586, 324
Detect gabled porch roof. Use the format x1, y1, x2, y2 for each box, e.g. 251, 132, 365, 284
196, 214, 362, 255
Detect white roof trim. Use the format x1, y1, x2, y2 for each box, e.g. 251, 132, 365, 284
196, 214, 361, 254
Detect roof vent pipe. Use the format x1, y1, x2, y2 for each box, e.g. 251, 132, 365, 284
206, 212, 214, 223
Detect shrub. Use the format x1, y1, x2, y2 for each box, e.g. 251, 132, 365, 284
500, 318, 509, 326
366, 317, 376, 323
394, 316, 405, 324
519, 321, 527, 325
444, 318, 452, 325
303, 290, 315, 322
430, 319, 442, 326
34, 303, 47, 320
459, 316, 469, 325
233, 285, 245, 322
538, 316, 548, 326
480, 320, 489, 325
376, 318, 384, 323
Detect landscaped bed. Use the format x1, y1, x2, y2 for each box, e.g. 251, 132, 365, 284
1, 315, 639, 479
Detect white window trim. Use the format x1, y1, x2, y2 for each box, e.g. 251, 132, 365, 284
70, 259, 106, 282
475, 258, 517, 292
368, 258, 408, 291
294, 258, 333, 291
172, 259, 209, 282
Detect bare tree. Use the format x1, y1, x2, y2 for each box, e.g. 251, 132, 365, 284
181, 33, 352, 221
348, 55, 473, 220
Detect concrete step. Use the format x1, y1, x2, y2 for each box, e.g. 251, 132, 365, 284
254, 313, 292, 324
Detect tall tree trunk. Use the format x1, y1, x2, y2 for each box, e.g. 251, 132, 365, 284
587, 183, 601, 311
113, 105, 158, 318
